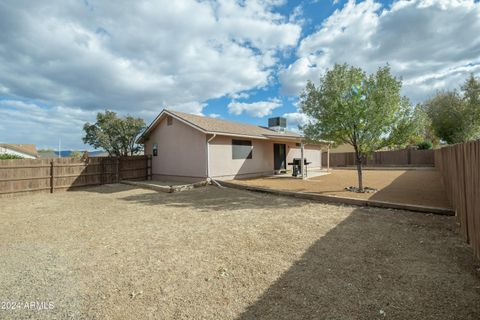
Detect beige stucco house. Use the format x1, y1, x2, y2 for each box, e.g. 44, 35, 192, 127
138, 109, 329, 182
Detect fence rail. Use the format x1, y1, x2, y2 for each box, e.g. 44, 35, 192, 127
435, 140, 480, 260
0, 155, 152, 197
323, 148, 435, 167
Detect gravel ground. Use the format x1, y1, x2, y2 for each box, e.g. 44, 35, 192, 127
232, 169, 451, 209
0, 184, 478, 319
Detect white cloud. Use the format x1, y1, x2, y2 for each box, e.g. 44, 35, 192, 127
282, 112, 312, 131
0, 0, 301, 148
289, 5, 305, 25
228, 99, 282, 117
228, 91, 251, 100
0, 0, 300, 113
0, 100, 97, 150
167, 102, 206, 115
280, 0, 480, 102
208, 113, 221, 118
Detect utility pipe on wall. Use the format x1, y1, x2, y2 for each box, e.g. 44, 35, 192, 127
300, 142, 305, 180
206, 133, 224, 188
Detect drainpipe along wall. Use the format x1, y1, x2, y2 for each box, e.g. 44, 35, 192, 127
206, 134, 223, 187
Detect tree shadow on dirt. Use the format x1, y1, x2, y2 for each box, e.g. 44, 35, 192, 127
117, 185, 302, 212
240, 169, 452, 209
235, 207, 480, 320
368, 170, 451, 209
71, 183, 137, 194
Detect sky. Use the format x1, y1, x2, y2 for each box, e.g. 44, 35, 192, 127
0, 0, 479, 150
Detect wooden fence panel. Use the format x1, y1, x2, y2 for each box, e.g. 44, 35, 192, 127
435, 140, 480, 260
377, 149, 409, 166
411, 149, 435, 165
0, 158, 51, 195
0, 155, 151, 197
118, 155, 149, 181
323, 148, 435, 167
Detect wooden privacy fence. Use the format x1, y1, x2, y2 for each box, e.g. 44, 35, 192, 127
323, 148, 435, 167
435, 140, 480, 260
0, 155, 152, 197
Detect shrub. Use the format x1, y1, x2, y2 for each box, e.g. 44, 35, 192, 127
417, 140, 433, 150
0, 154, 24, 160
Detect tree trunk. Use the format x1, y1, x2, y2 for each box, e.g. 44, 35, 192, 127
355, 153, 363, 191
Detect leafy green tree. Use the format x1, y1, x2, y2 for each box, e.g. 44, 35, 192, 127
425, 74, 480, 144
381, 101, 424, 149
83, 110, 146, 156
410, 104, 440, 147
69, 150, 83, 158
417, 140, 433, 150
424, 91, 467, 144
462, 74, 480, 131
300, 64, 416, 191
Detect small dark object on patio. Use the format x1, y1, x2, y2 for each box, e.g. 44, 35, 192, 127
345, 186, 378, 193
288, 158, 312, 177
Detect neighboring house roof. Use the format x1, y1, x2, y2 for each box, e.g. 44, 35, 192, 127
0, 144, 38, 158
329, 143, 355, 153
138, 109, 304, 143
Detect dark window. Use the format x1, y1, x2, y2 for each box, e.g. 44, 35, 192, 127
232, 139, 252, 159
167, 116, 173, 126
153, 143, 158, 156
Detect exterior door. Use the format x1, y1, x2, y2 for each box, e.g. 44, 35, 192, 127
274, 143, 286, 171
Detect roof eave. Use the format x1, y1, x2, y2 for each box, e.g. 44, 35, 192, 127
137, 109, 209, 143
206, 131, 268, 140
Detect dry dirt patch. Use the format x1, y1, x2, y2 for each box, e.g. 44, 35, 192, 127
232, 169, 451, 209
0, 184, 478, 319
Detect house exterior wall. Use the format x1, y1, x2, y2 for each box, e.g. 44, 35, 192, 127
209, 138, 323, 180
143, 115, 323, 181
144, 116, 207, 182
0, 147, 36, 159
209, 136, 275, 180
286, 144, 322, 169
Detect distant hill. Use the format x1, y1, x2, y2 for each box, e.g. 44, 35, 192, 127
38, 150, 108, 158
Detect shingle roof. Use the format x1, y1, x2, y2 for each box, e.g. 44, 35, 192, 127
0, 144, 38, 157
140, 109, 302, 141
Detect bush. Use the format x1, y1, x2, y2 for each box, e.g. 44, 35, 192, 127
0, 154, 24, 160
69, 150, 83, 158
417, 140, 433, 150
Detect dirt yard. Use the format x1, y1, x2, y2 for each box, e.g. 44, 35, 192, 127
232, 168, 451, 209
0, 185, 479, 319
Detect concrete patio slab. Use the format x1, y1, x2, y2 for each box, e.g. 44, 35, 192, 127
268, 169, 330, 180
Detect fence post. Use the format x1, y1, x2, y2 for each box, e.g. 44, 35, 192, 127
50, 160, 54, 193
116, 157, 120, 183
407, 148, 412, 165
326, 148, 330, 171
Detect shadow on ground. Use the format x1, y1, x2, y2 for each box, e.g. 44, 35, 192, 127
9, 183, 479, 319
235, 169, 452, 209
82, 184, 302, 212
368, 170, 451, 208
235, 207, 480, 320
